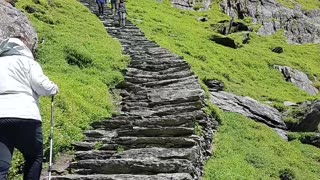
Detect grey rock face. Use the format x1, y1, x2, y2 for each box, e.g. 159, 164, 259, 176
220, 0, 320, 44
0, 0, 37, 49
295, 100, 320, 132
274, 65, 318, 95
52, 0, 217, 179
209, 91, 287, 130
171, 0, 212, 11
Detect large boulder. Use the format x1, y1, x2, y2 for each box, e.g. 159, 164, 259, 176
0, 0, 37, 49
209, 91, 287, 130
274, 65, 318, 95
294, 100, 320, 132
220, 0, 320, 44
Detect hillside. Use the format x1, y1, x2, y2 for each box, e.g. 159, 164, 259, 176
125, 0, 320, 179
4, 0, 320, 179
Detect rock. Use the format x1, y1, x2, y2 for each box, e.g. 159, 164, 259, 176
274, 65, 318, 95
272, 47, 284, 53
288, 132, 320, 148
209, 35, 238, 49
24, 5, 36, 14
284, 101, 297, 107
70, 159, 195, 175
310, 134, 320, 148
242, 33, 250, 44
209, 91, 287, 130
197, 17, 208, 22
294, 100, 320, 132
204, 80, 224, 91
0, 0, 38, 49
171, 0, 212, 11
300, 134, 320, 148
220, 0, 320, 44
273, 128, 288, 141
51, 173, 193, 180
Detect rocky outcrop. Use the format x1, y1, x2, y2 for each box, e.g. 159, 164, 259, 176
292, 100, 320, 132
220, 0, 320, 44
51, 0, 216, 179
171, 0, 212, 11
0, 0, 37, 49
209, 91, 286, 130
300, 134, 320, 148
274, 65, 318, 95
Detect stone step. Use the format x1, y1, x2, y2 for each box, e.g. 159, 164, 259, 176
128, 62, 190, 73
119, 78, 200, 94
122, 101, 203, 117
91, 110, 206, 129
124, 71, 194, 83
83, 127, 194, 141
106, 27, 144, 34
52, 173, 193, 180
129, 58, 185, 65
125, 65, 190, 76
141, 75, 197, 88
73, 136, 197, 151
120, 87, 203, 103
116, 127, 194, 137
69, 159, 195, 175
74, 146, 200, 161
121, 91, 203, 108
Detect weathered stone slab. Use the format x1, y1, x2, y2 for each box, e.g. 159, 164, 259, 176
52, 173, 193, 180
274, 65, 318, 95
0, 0, 37, 49
209, 91, 286, 129
294, 100, 320, 132
70, 159, 195, 175
75, 147, 200, 161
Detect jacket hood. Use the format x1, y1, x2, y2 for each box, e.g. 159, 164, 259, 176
0, 38, 34, 59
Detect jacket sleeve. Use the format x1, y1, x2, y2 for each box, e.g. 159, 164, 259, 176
29, 61, 58, 96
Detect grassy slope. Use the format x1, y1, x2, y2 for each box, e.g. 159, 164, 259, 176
277, 0, 320, 10
124, 0, 320, 179
10, 0, 127, 177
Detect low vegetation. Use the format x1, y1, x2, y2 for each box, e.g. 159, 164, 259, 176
125, 0, 320, 178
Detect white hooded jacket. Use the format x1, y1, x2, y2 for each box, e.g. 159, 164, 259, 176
0, 38, 58, 121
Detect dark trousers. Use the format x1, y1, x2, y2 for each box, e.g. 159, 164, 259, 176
97, 2, 104, 15
0, 118, 43, 180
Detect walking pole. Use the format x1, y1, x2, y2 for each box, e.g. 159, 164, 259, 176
48, 96, 54, 180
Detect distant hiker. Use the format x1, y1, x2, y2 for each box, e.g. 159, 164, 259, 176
118, 0, 127, 27
110, 0, 118, 15
0, 37, 58, 180
96, 0, 107, 16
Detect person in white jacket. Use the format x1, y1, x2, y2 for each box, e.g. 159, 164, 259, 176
0, 37, 58, 180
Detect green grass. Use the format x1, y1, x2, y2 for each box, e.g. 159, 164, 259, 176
204, 112, 320, 179
127, 0, 320, 105
125, 0, 320, 179
276, 0, 320, 10
9, 0, 127, 178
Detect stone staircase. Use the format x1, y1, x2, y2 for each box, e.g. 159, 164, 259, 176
51, 0, 216, 179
